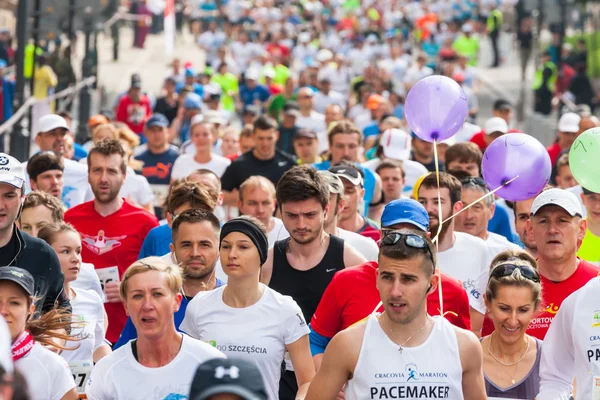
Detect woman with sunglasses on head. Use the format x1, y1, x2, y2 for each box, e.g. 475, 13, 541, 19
181, 216, 315, 400
481, 249, 543, 399
0, 266, 78, 400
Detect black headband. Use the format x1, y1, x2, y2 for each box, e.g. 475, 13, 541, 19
220, 219, 269, 265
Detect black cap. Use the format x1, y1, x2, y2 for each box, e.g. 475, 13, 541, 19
329, 164, 364, 187
294, 128, 317, 140
0, 267, 35, 296
131, 73, 142, 88
493, 98, 512, 111
189, 358, 268, 400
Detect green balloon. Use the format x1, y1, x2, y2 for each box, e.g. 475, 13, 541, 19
569, 127, 600, 193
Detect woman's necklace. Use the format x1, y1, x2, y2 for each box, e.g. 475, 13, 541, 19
487, 332, 531, 385
381, 314, 432, 354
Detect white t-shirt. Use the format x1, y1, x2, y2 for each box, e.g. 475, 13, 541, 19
61, 288, 105, 364
362, 157, 429, 197
313, 91, 347, 114
485, 231, 521, 262
296, 110, 326, 134
170, 153, 231, 180
23, 158, 90, 209
437, 232, 489, 314
85, 334, 224, 400
71, 262, 104, 301
16, 342, 76, 400
267, 217, 289, 248
180, 285, 310, 400
335, 228, 378, 261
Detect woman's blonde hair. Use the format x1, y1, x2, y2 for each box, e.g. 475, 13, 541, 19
486, 249, 543, 308
92, 123, 118, 143
120, 257, 183, 300
116, 125, 142, 170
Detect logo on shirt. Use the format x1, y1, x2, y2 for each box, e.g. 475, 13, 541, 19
297, 313, 307, 327
278, 161, 288, 167
462, 279, 480, 299
545, 302, 560, 315
406, 363, 419, 382
81, 230, 127, 255
142, 162, 173, 179
593, 310, 600, 327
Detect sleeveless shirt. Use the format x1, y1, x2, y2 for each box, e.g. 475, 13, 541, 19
269, 235, 345, 322
345, 314, 464, 400
483, 337, 542, 399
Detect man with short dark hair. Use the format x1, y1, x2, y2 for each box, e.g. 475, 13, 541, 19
65, 139, 159, 343
293, 129, 320, 165
0, 153, 68, 315
221, 115, 296, 205
114, 208, 224, 349
26, 151, 64, 199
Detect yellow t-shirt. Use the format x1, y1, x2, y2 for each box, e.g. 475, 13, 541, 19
578, 228, 600, 266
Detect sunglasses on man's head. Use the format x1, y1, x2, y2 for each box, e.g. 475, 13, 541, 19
460, 176, 488, 188
380, 232, 434, 265
489, 263, 540, 283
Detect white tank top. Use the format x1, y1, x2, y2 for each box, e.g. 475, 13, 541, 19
345, 314, 464, 400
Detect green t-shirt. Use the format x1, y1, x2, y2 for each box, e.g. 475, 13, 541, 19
578, 227, 600, 265
268, 93, 297, 120
211, 73, 238, 112
452, 35, 480, 66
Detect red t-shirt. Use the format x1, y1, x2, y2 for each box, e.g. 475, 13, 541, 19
481, 259, 600, 339
546, 142, 562, 166
116, 94, 152, 135
310, 261, 471, 338
65, 200, 159, 343
469, 129, 522, 152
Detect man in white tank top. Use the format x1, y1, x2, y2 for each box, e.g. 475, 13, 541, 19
305, 228, 487, 400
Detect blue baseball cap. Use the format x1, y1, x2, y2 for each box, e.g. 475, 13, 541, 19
185, 68, 196, 78
0, 60, 6, 69
146, 113, 169, 128
184, 93, 203, 110
381, 198, 429, 232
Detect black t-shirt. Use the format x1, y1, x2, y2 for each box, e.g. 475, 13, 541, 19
153, 96, 178, 123
221, 149, 296, 191
0, 228, 19, 266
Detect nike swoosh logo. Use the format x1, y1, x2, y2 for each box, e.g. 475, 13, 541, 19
326, 268, 336, 273
278, 161, 288, 167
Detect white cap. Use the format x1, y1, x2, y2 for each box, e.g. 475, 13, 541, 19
0, 317, 12, 373
203, 110, 226, 125
245, 68, 260, 80
0, 153, 25, 189
531, 188, 583, 217
37, 114, 69, 135
298, 32, 311, 43
558, 112, 581, 133
263, 68, 275, 79
366, 34, 378, 43
462, 23, 473, 33
381, 129, 412, 161
484, 117, 508, 135
316, 49, 333, 63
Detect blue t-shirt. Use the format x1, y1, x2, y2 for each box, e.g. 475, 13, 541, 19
138, 224, 172, 259
239, 84, 270, 106
363, 123, 380, 138
313, 160, 375, 216
176, 82, 204, 98
113, 279, 225, 349
134, 148, 179, 217
73, 143, 88, 162
488, 201, 516, 243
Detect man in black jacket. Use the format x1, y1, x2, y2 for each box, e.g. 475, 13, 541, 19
0, 153, 69, 316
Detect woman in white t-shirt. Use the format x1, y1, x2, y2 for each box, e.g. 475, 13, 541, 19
38, 223, 111, 369
171, 121, 231, 181
0, 267, 77, 400
181, 216, 315, 400
85, 257, 224, 400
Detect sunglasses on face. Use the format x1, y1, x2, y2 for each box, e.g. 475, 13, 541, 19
489, 263, 540, 283
380, 232, 434, 266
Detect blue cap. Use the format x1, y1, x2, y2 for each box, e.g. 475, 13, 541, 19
381, 199, 429, 232
184, 93, 203, 110
146, 113, 169, 128
0, 60, 7, 69
185, 68, 196, 78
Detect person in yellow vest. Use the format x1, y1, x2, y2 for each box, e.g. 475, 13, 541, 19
486, 7, 503, 67
532, 51, 557, 115
24, 42, 43, 80
33, 55, 58, 112
452, 23, 480, 67
578, 187, 600, 265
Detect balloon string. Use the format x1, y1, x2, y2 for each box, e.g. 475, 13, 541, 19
431, 139, 444, 317
439, 175, 520, 226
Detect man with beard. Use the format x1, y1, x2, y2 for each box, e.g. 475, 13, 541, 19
417, 172, 489, 337
261, 165, 366, 400
113, 208, 223, 349
25, 114, 89, 208
65, 139, 159, 343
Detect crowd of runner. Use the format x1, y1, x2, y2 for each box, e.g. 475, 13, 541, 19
0, 0, 599, 399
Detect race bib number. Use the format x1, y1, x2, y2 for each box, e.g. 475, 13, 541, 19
69, 360, 93, 398
593, 375, 600, 400
96, 266, 120, 301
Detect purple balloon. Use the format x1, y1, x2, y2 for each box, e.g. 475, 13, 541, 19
405, 75, 469, 143
482, 134, 551, 202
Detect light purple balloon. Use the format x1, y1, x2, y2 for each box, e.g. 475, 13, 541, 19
404, 75, 469, 143
482, 133, 551, 202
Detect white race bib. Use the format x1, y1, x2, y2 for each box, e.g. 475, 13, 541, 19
69, 360, 93, 397
95, 266, 120, 302
593, 376, 600, 400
